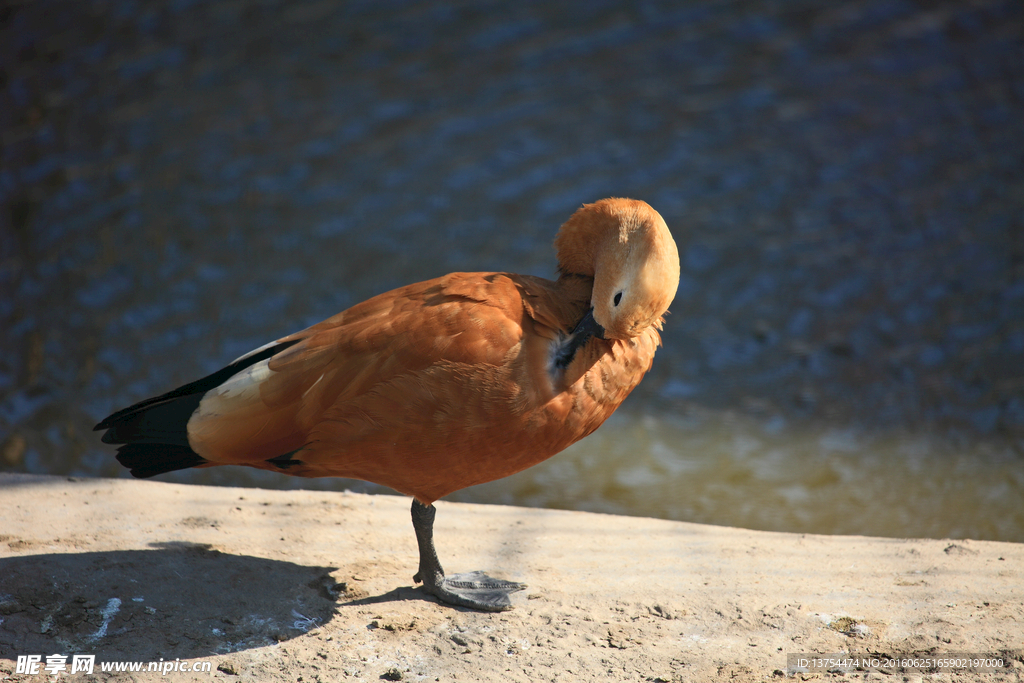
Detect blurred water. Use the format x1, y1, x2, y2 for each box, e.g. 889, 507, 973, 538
2, 0, 1022, 541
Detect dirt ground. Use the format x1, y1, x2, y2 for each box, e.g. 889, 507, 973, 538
1, 473, 1021, 682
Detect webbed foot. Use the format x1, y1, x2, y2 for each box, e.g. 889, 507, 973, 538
417, 569, 525, 612
411, 500, 526, 612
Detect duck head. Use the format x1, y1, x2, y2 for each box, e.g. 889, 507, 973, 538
555, 198, 680, 341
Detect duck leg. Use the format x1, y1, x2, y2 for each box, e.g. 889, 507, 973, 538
411, 499, 525, 611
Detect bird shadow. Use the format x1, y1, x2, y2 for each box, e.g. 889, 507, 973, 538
0, 542, 348, 661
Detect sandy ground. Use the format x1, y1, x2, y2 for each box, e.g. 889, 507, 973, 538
0, 474, 1021, 682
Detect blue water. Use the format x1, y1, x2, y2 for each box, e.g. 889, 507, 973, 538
2, 0, 1022, 541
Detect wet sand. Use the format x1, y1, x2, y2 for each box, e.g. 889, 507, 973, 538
1, 473, 1020, 681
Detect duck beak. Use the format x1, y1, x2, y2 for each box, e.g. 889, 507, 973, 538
572, 308, 606, 341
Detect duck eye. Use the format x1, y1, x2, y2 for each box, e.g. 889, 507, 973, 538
613, 292, 623, 306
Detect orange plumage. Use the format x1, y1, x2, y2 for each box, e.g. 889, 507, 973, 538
96, 197, 680, 610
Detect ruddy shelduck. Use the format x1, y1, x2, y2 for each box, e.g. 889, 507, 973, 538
95, 197, 681, 611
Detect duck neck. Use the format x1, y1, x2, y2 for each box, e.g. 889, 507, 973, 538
553, 206, 624, 279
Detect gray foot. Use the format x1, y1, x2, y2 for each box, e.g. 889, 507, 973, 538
411, 499, 527, 611
420, 570, 526, 612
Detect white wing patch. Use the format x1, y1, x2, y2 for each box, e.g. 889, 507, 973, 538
194, 358, 272, 418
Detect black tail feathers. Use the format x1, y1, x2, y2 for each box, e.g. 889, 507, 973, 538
94, 339, 300, 479
96, 389, 209, 478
